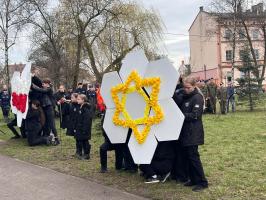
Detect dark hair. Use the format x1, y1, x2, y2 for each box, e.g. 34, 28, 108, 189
71, 93, 78, 98
42, 79, 51, 84
77, 82, 83, 86
32, 100, 41, 108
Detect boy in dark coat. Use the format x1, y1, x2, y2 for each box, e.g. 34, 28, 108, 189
64, 93, 79, 136
179, 77, 208, 192
73, 94, 92, 160
25, 100, 53, 146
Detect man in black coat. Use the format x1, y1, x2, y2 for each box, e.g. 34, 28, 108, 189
178, 77, 208, 192
73, 96, 92, 160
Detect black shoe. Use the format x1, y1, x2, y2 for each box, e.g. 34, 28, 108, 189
46, 135, 53, 145
184, 181, 195, 187
100, 168, 107, 173
145, 176, 160, 184
192, 184, 208, 192
11, 135, 21, 139
82, 154, 90, 160
160, 172, 171, 183
54, 138, 60, 145
76, 154, 83, 160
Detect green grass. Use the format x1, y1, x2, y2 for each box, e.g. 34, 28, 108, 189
0, 111, 265, 200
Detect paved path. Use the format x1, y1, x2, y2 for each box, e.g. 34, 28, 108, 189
0, 154, 148, 200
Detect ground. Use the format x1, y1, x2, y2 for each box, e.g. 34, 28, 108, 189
0, 110, 265, 200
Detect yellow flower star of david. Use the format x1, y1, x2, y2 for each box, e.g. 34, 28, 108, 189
111, 70, 164, 144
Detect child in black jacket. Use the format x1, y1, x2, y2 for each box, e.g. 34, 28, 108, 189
64, 93, 79, 136
73, 94, 92, 160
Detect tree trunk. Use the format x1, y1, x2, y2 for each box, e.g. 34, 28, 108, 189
72, 35, 83, 89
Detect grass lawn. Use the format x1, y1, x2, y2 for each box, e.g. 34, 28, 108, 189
0, 111, 265, 200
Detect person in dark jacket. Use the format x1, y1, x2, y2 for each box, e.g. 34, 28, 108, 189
73, 94, 92, 160
29, 71, 43, 102
31, 79, 59, 145
25, 100, 53, 146
54, 85, 69, 129
226, 82, 235, 112
207, 78, 217, 114
99, 112, 124, 173
75, 83, 86, 95
139, 141, 175, 183
64, 93, 79, 137
86, 85, 97, 117
179, 77, 208, 192
0, 85, 10, 122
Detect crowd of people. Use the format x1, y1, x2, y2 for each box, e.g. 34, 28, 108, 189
195, 78, 236, 114
0, 72, 213, 192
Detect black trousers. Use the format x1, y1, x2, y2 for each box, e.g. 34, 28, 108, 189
183, 146, 208, 186
122, 144, 138, 170
43, 106, 57, 137
100, 140, 124, 170
172, 141, 189, 182
27, 126, 47, 146
76, 139, 91, 155
7, 118, 26, 138
1, 107, 9, 117
139, 159, 173, 178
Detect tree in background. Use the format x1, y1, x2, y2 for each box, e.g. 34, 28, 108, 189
0, 0, 34, 87
236, 46, 262, 111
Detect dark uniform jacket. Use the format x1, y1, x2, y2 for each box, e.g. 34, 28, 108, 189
0, 90, 10, 109
25, 108, 42, 131
179, 89, 205, 147
65, 102, 80, 136
73, 103, 92, 140
32, 86, 55, 108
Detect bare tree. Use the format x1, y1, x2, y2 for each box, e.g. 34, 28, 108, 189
0, 0, 32, 87
210, 0, 266, 88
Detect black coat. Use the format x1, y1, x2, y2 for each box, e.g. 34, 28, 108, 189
0, 90, 10, 109
73, 103, 92, 140
29, 76, 43, 101
25, 108, 42, 131
179, 89, 205, 147
173, 84, 184, 108
54, 91, 69, 128
31, 86, 55, 108
65, 102, 80, 136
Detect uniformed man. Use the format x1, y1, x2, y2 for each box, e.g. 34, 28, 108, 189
217, 82, 227, 114
207, 78, 218, 114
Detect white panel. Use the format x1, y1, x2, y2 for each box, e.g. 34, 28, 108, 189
144, 58, 179, 100
153, 98, 184, 141
128, 126, 158, 164
125, 92, 147, 120
101, 72, 122, 109
119, 50, 149, 82
103, 109, 129, 144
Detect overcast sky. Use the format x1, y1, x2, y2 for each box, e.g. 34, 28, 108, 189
6, 0, 212, 67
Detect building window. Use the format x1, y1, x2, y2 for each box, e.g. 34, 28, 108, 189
239, 50, 245, 60
254, 49, 259, 59
252, 29, 259, 40
226, 50, 233, 61
224, 29, 232, 39
239, 29, 245, 39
